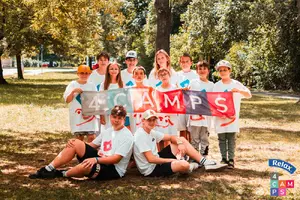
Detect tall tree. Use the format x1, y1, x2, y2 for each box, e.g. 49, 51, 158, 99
154, 0, 172, 53
0, 1, 7, 84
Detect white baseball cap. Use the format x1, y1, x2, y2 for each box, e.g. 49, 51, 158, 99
142, 109, 158, 120
126, 50, 137, 59
215, 60, 232, 70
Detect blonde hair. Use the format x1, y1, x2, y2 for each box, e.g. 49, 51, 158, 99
153, 49, 172, 78
104, 63, 123, 90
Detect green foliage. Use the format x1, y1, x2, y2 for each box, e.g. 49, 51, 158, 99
170, 0, 300, 91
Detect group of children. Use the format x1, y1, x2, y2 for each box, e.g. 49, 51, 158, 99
62, 49, 252, 171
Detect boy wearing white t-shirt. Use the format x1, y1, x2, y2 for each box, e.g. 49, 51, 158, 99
213, 60, 252, 169
176, 53, 199, 141
188, 61, 214, 156
121, 51, 148, 129
133, 109, 227, 177
121, 50, 149, 87
63, 65, 98, 142
29, 105, 134, 180
88, 52, 110, 90
88, 52, 110, 135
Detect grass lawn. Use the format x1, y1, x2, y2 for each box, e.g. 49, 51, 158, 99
0, 73, 299, 200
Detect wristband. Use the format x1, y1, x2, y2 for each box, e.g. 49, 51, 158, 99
95, 157, 99, 163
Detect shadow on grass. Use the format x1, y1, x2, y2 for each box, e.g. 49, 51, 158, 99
0, 168, 274, 200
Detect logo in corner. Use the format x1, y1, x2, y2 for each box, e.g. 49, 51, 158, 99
268, 159, 296, 197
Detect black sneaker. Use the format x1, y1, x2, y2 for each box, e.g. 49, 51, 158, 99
228, 159, 235, 169
29, 167, 59, 179
220, 158, 228, 165
55, 169, 65, 178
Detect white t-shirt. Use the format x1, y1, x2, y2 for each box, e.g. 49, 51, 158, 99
155, 84, 178, 136
133, 127, 164, 176
188, 79, 214, 127
177, 70, 199, 88
121, 69, 148, 87
63, 81, 99, 133
92, 126, 134, 177
99, 82, 120, 91
148, 68, 178, 88
213, 79, 251, 134
88, 70, 105, 91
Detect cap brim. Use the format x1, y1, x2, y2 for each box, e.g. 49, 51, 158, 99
145, 115, 158, 120
215, 65, 231, 70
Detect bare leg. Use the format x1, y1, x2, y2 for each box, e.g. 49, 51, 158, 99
65, 163, 93, 178
158, 141, 164, 151
50, 139, 86, 168
186, 131, 191, 142
164, 141, 171, 148
170, 160, 190, 173
170, 137, 202, 163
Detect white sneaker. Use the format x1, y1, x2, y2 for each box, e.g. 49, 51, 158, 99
188, 162, 199, 173
204, 163, 227, 172
203, 159, 217, 166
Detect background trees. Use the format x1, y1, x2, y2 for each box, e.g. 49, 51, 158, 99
1, 0, 299, 91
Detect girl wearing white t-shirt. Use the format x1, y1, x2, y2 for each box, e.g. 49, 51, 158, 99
99, 63, 124, 130
148, 49, 178, 88
155, 68, 178, 149
213, 60, 252, 169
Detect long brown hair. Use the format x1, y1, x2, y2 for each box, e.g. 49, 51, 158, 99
153, 49, 172, 78
103, 63, 123, 90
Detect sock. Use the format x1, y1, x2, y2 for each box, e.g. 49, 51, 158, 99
62, 171, 68, 177
199, 157, 206, 166
45, 163, 55, 172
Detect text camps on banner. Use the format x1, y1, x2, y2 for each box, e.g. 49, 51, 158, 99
81, 88, 235, 117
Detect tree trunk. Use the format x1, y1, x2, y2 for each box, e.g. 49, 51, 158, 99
0, 56, 8, 84
154, 0, 172, 54
88, 56, 93, 69
297, 0, 300, 26
16, 53, 24, 79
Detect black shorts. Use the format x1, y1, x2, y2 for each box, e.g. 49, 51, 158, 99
77, 143, 120, 180
147, 145, 176, 177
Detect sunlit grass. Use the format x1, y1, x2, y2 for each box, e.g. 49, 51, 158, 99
0, 73, 299, 199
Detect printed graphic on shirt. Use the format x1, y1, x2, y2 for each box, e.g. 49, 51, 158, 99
103, 140, 112, 152
179, 79, 190, 88
156, 81, 162, 87
75, 108, 96, 126
126, 80, 134, 87
156, 115, 174, 128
